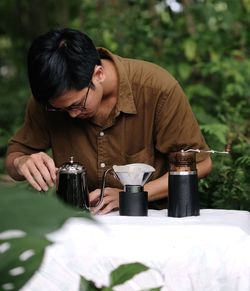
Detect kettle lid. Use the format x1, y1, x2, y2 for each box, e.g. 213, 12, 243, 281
59, 156, 86, 174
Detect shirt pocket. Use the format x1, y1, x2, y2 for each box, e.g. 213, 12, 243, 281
125, 147, 154, 165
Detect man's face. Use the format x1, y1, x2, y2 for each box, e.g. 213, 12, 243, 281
47, 65, 105, 119
48, 84, 102, 119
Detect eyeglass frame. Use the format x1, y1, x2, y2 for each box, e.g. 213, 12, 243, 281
44, 81, 92, 113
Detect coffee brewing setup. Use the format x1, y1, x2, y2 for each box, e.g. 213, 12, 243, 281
56, 158, 155, 216
56, 148, 229, 217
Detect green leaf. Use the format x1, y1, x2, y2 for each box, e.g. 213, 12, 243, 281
183, 39, 197, 61
0, 184, 92, 235
79, 276, 100, 291
186, 84, 214, 98
0, 184, 94, 290
200, 123, 229, 145
192, 105, 220, 124
236, 156, 250, 167
0, 236, 49, 291
109, 262, 149, 288
177, 63, 192, 80
102, 30, 118, 52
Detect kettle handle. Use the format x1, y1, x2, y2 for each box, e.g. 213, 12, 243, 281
91, 168, 113, 209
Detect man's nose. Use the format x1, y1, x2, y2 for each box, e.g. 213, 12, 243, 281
68, 110, 80, 118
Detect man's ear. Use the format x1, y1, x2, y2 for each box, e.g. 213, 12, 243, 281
93, 65, 105, 83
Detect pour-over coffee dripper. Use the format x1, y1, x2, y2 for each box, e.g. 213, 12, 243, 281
112, 163, 155, 216
113, 163, 155, 189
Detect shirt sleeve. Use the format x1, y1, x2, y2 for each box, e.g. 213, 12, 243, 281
6, 98, 51, 155
154, 82, 210, 162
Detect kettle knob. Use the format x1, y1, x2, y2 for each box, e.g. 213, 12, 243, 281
58, 156, 86, 174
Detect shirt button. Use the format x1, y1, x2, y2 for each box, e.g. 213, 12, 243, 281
100, 131, 104, 136
100, 163, 106, 168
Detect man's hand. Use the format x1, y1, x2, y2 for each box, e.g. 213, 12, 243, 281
13, 152, 57, 192
89, 187, 121, 215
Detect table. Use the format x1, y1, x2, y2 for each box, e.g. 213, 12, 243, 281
22, 209, 250, 291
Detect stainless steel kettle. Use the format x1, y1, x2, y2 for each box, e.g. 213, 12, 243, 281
56, 157, 104, 211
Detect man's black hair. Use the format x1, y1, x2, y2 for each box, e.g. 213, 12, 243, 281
27, 28, 101, 105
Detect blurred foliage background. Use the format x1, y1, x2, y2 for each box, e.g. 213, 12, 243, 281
0, 0, 250, 210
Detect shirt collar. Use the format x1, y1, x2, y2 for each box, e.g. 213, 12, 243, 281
97, 48, 137, 115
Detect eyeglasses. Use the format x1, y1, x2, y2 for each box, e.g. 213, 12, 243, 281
45, 82, 92, 113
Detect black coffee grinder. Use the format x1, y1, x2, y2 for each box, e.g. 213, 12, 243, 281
167, 148, 230, 217
168, 151, 199, 217
113, 163, 155, 216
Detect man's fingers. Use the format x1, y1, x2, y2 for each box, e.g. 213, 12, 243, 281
38, 162, 55, 187
91, 194, 118, 215
89, 189, 102, 202
14, 152, 57, 192
28, 165, 49, 191
23, 170, 42, 191
41, 153, 57, 182
34, 152, 57, 185
97, 201, 118, 214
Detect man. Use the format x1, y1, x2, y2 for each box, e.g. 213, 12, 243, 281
5, 28, 212, 214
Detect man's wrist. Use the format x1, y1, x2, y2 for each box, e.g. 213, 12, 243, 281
9, 153, 27, 180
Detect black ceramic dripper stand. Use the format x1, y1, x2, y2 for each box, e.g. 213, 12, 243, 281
168, 151, 200, 217
113, 163, 155, 216
119, 185, 148, 216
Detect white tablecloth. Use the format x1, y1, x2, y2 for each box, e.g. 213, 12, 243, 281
22, 209, 250, 291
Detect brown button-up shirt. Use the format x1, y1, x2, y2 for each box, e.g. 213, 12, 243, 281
7, 48, 209, 207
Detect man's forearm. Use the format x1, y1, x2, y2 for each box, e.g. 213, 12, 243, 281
196, 156, 213, 178
145, 172, 169, 201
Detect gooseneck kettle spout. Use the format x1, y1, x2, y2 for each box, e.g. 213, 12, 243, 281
97, 167, 113, 207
